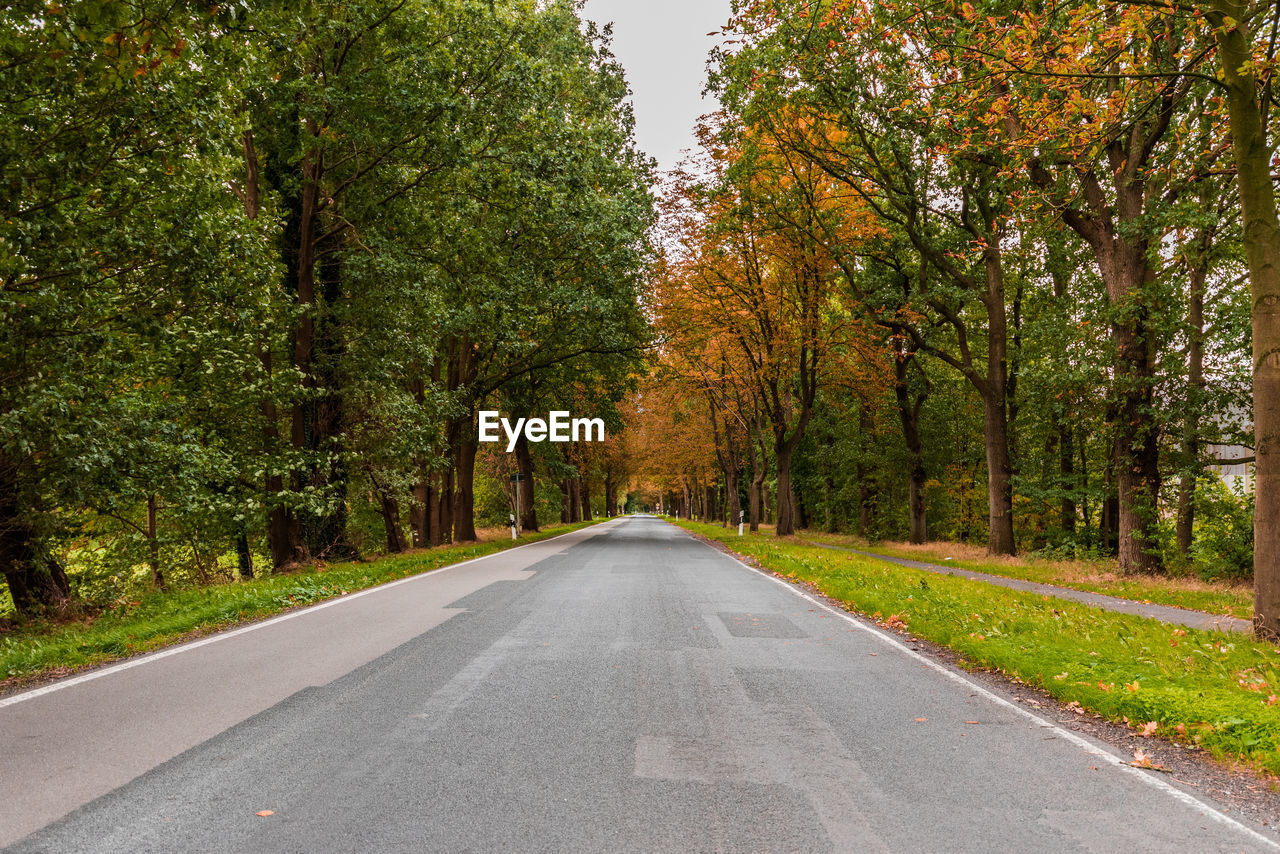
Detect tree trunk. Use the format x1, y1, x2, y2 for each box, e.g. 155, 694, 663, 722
291, 149, 320, 546
746, 427, 763, 532
1055, 172, 1161, 571
0, 452, 70, 613
147, 494, 163, 591
580, 476, 592, 522
437, 467, 454, 545
1080, 434, 1091, 542
605, 470, 617, 517
857, 403, 873, 537
1060, 424, 1076, 534
894, 349, 929, 544
981, 390, 1016, 555
290, 151, 356, 562
425, 471, 445, 546
724, 467, 741, 529
236, 530, 254, 580
1101, 455, 1120, 556
410, 479, 428, 547
794, 486, 809, 531
1177, 242, 1207, 557
380, 494, 407, 553
453, 432, 478, 542
246, 138, 305, 571
980, 244, 1016, 556
515, 434, 539, 531
1113, 316, 1162, 573
1048, 246, 1077, 536
776, 443, 797, 536
749, 472, 762, 531
260, 345, 305, 569
568, 478, 582, 523
1210, 0, 1280, 637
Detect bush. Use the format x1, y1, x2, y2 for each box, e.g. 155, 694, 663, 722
1189, 477, 1253, 581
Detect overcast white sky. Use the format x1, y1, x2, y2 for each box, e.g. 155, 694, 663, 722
580, 0, 732, 176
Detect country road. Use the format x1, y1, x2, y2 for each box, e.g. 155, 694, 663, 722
1, 516, 1275, 853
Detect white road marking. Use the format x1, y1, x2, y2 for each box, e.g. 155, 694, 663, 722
676, 523, 1280, 851
0, 521, 621, 710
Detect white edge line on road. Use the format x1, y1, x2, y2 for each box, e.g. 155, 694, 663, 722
0, 519, 622, 711
678, 524, 1280, 851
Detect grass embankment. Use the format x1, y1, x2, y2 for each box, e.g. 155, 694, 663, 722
0, 519, 604, 687
800, 531, 1253, 619
678, 521, 1280, 776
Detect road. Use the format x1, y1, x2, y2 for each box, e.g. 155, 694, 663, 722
1, 516, 1275, 852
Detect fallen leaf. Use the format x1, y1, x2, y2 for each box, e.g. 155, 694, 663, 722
1131, 748, 1160, 769
256, 810, 274, 817
914, 717, 928, 722
1140, 721, 1158, 737
965, 720, 979, 725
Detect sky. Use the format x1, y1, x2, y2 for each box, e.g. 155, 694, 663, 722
580, 0, 733, 176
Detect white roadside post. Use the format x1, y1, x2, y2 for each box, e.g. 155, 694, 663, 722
509, 471, 524, 538
738, 509, 744, 536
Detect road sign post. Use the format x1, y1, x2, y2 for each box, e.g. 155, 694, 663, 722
739, 509, 745, 536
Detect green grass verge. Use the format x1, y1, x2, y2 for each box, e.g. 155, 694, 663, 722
679, 521, 1280, 776
0, 520, 604, 686
800, 531, 1254, 619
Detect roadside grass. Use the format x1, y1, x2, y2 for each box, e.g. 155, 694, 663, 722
0, 520, 604, 688
678, 520, 1280, 776
798, 530, 1253, 620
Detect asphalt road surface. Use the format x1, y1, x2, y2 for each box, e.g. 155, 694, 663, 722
2, 516, 1276, 853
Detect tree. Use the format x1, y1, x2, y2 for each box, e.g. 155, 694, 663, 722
0, 1, 279, 611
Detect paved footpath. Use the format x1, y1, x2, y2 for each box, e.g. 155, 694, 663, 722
805, 540, 1252, 633
1, 517, 1274, 852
